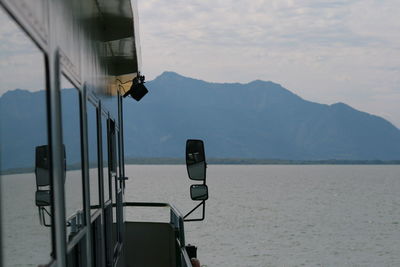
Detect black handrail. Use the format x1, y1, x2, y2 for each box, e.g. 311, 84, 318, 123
123, 202, 170, 207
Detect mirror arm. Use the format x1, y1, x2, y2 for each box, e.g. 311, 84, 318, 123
183, 201, 202, 219
38, 207, 52, 227
184, 200, 206, 222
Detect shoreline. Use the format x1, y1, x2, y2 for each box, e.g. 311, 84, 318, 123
2, 158, 399, 175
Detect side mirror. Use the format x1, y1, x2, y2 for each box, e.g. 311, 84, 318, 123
190, 185, 208, 201
186, 139, 206, 181
35, 190, 51, 207
34, 145, 66, 227
35, 144, 66, 187
184, 139, 209, 222
35, 145, 50, 186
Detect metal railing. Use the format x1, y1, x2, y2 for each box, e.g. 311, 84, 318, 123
123, 202, 192, 267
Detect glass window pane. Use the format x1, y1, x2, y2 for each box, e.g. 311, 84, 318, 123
87, 101, 99, 215
102, 116, 110, 202
0, 8, 52, 266
100, 95, 118, 122
116, 131, 121, 189
61, 77, 84, 236
111, 177, 117, 248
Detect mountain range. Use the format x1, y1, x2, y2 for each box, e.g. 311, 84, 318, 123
123, 72, 400, 160
1, 71, 400, 170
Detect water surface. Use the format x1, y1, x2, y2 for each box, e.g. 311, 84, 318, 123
1, 165, 399, 266
125, 165, 400, 267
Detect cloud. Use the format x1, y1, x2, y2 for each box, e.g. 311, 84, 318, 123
0, 8, 45, 94
1, 1, 398, 127
137, 0, 400, 127
139, 0, 392, 49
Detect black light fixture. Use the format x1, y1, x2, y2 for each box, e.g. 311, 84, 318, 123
123, 75, 148, 101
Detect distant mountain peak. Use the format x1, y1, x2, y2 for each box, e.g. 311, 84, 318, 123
155, 71, 198, 82
248, 79, 280, 87
1, 88, 32, 100
152, 71, 210, 87
332, 102, 349, 107
330, 102, 355, 111
3, 88, 29, 95
157, 71, 182, 78
155, 71, 285, 89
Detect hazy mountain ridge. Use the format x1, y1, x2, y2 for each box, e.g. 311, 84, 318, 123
123, 71, 400, 160
1, 72, 400, 170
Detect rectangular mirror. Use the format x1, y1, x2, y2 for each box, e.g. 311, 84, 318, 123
35, 145, 66, 187
35, 145, 50, 186
35, 190, 51, 207
190, 184, 208, 201
186, 139, 206, 181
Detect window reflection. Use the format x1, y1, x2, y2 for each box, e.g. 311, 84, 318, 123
0, 7, 52, 266
111, 169, 117, 246
102, 115, 110, 202
116, 131, 121, 189
87, 100, 100, 215
61, 76, 84, 236
100, 95, 118, 124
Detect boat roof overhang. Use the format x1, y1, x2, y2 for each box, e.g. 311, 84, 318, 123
97, 0, 141, 76
97, 0, 142, 77
82, 0, 142, 94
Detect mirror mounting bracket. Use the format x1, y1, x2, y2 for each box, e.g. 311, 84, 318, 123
183, 200, 206, 222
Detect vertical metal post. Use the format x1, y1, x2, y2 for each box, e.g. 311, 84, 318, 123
46, 1, 68, 264
119, 95, 126, 189
81, 88, 93, 267
0, 164, 2, 267
98, 103, 107, 267
49, 48, 67, 267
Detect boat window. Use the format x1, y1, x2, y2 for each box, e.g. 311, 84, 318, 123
109, 120, 117, 174
61, 76, 84, 235
112, 144, 121, 244
87, 100, 100, 215
111, 170, 117, 234
101, 115, 110, 202
116, 131, 121, 189
108, 121, 119, 246
100, 95, 118, 123
110, 130, 118, 207
0, 7, 52, 266
117, 95, 125, 180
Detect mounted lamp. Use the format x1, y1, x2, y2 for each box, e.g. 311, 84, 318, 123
123, 75, 148, 101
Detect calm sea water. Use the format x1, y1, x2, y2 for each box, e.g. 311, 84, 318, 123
125, 165, 400, 267
2, 165, 399, 266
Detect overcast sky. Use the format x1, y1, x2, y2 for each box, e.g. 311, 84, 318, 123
0, 2, 398, 127
137, 0, 400, 128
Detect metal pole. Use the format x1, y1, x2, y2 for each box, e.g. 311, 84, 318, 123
81, 87, 93, 267
49, 48, 67, 267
